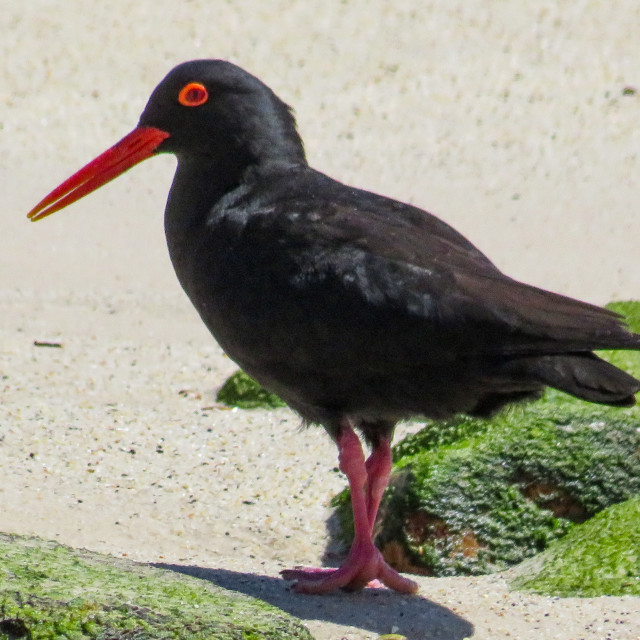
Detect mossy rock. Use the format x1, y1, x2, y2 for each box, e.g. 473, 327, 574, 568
217, 371, 286, 409
331, 301, 640, 578
511, 494, 640, 596
0, 533, 313, 640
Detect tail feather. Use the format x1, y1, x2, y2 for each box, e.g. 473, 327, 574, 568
502, 353, 640, 407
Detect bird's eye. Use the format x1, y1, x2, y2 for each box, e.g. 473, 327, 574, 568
178, 82, 209, 107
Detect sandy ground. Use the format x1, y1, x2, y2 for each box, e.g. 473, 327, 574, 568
2, 2, 640, 639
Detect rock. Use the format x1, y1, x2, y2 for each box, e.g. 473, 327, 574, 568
0, 533, 313, 640
511, 493, 640, 596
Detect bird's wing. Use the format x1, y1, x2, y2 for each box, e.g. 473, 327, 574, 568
255, 177, 639, 357
441, 268, 640, 354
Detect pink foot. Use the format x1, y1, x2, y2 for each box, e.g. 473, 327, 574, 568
280, 541, 418, 594
281, 425, 418, 595
280, 540, 418, 593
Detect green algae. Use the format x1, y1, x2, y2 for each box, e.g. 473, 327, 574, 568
511, 494, 640, 596
0, 533, 313, 640
217, 371, 286, 409
602, 300, 640, 378
389, 406, 639, 575
391, 415, 493, 461
332, 302, 640, 579
606, 300, 640, 334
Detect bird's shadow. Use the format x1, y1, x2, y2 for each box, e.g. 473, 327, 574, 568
154, 562, 474, 640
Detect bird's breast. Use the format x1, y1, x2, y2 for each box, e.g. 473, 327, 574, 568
165, 211, 308, 370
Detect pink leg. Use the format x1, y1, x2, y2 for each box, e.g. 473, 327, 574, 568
364, 436, 392, 537
280, 424, 418, 595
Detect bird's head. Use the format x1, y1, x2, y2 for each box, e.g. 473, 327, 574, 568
28, 59, 305, 221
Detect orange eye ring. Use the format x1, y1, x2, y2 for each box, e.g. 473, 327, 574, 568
178, 82, 209, 107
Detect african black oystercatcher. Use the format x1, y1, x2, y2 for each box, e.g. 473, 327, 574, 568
28, 60, 640, 595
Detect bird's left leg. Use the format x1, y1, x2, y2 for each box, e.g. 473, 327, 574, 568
364, 434, 392, 536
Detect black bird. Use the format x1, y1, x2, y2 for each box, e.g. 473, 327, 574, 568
28, 60, 640, 595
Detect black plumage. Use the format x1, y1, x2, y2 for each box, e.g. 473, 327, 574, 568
28, 60, 640, 594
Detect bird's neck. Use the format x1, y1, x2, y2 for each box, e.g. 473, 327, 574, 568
165, 155, 236, 234
164, 102, 307, 235
163, 155, 237, 304
163, 152, 307, 281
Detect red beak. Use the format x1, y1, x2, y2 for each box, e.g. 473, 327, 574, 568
27, 126, 170, 221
